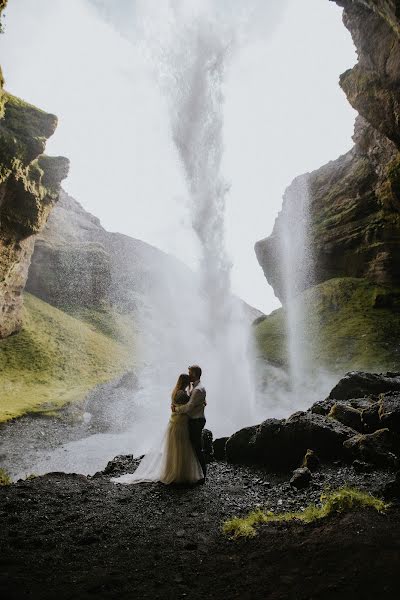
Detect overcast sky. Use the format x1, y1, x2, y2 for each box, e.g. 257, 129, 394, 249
0, 0, 356, 313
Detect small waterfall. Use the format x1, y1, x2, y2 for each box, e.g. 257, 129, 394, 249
279, 175, 314, 398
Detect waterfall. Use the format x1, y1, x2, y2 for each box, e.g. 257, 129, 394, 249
279, 175, 313, 398
131, 2, 259, 437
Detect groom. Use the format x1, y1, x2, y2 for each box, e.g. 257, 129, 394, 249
173, 364, 207, 483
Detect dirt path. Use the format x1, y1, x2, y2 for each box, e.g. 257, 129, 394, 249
0, 461, 399, 599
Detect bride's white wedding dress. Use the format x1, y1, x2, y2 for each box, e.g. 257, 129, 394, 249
110, 390, 204, 485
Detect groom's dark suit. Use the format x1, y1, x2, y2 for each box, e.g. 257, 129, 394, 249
174, 380, 207, 479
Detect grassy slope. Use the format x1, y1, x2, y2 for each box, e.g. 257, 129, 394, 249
255, 277, 400, 374
0, 293, 133, 422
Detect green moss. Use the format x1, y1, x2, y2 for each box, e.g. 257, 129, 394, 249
0, 468, 11, 486
222, 487, 388, 539
60, 305, 136, 346
255, 277, 400, 374
378, 154, 400, 208
0, 293, 134, 422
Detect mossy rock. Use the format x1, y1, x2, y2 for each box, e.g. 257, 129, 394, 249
254, 277, 400, 374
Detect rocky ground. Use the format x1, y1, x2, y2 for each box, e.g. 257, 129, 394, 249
1, 456, 399, 600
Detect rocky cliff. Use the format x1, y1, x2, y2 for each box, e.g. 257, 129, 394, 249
0, 4, 69, 337
256, 0, 400, 299
26, 190, 263, 323
255, 0, 400, 372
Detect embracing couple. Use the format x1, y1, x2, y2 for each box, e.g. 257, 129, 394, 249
111, 365, 207, 486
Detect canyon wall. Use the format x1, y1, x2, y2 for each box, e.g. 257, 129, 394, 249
0, 1, 68, 337
255, 0, 400, 372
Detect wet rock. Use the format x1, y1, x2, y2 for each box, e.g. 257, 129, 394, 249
226, 413, 353, 470
381, 471, 400, 500
282, 412, 354, 464
309, 399, 335, 416
301, 449, 320, 472
378, 393, 400, 434
352, 460, 374, 473
202, 429, 214, 463
343, 429, 399, 468
290, 468, 312, 490
329, 372, 400, 401
328, 403, 363, 432
213, 437, 228, 461
225, 424, 259, 464
361, 402, 381, 433
101, 455, 140, 477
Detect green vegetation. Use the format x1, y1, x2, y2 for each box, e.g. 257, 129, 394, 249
0, 468, 11, 486
62, 305, 136, 347
223, 487, 388, 539
0, 293, 134, 422
254, 277, 400, 373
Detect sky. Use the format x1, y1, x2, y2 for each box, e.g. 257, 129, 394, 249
0, 0, 357, 314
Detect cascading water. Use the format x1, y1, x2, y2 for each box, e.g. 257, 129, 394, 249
132, 2, 259, 437
279, 175, 313, 399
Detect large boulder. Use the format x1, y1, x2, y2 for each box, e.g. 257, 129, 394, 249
226, 413, 355, 470
343, 429, 399, 468
282, 411, 355, 464
328, 402, 363, 432
212, 437, 228, 461
329, 371, 400, 401
225, 424, 259, 465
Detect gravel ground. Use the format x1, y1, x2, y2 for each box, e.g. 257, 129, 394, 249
1, 459, 399, 599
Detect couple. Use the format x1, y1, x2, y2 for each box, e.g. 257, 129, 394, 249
111, 365, 207, 486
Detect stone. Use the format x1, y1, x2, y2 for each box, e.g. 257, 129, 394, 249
328, 402, 363, 432
101, 455, 140, 477
226, 413, 354, 470
309, 399, 335, 416
361, 402, 381, 433
225, 425, 258, 465
378, 393, 400, 434
290, 467, 312, 490
352, 460, 374, 473
329, 372, 400, 401
343, 428, 399, 468
282, 411, 355, 465
380, 470, 400, 500
301, 449, 320, 471
201, 429, 214, 463
212, 437, 228, 461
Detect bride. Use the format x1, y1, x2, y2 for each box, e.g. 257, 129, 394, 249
110, 373, 204, 485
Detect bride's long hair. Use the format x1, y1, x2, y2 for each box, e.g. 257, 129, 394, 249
171, 373, 191, 402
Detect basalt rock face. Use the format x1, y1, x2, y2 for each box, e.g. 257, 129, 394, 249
0, 61, 69, 337
26, 190, 196, 312
26, 191, 112, 308
255, 0, 400, 302
27, 190, 263, 322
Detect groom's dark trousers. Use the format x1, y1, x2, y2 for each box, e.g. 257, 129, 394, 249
189, 417, 207, 479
